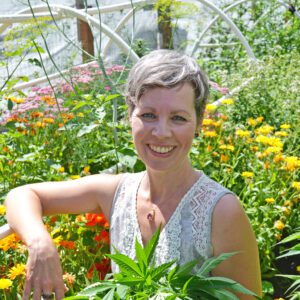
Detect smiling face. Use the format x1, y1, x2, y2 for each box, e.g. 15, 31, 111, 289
130, 83, 199, 173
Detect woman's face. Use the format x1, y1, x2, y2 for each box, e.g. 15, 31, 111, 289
130, 83, 199, 172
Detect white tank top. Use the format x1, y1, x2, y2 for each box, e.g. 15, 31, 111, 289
109, 171, 233, 274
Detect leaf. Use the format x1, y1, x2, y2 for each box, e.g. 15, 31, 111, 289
64, 296, 90, 300
78, 282, 116, 296
277, 249, 300, 259
106, 252, 144, 277
277, 232, 300, 244
196, 252, 238, 277
144, 227, 161, 265
7, 99, 13, 111
102, 288, 115, 300
72, 101, 89, 111
77, 124, 99, 137
116, 277, 145, 286
151, 260, 177, 281
172, 259, 199, 278
116, 284, 130, 298
135, 238, 147, 272
28, 58, 42, 68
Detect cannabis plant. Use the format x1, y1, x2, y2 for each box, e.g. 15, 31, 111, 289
65, 229, 258, 300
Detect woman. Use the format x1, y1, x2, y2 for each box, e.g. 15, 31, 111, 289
5, 50, 262, 300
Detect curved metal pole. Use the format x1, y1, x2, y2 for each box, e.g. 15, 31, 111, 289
0, 4, 139, 62
191, 0, 249, 56
194, 0, 256, 59
278, 0, 300, 18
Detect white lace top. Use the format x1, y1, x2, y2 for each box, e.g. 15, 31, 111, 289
109, 171, 233, 274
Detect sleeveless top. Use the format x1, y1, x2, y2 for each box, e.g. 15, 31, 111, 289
109, 171, 233, 274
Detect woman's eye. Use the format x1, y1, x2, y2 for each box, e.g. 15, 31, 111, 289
140, 113, 156, 120
172, 115, 187, 122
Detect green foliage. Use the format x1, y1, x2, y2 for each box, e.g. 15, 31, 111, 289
65, 229, 257, 300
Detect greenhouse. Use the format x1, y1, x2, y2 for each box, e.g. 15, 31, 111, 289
0, 0, 299, 299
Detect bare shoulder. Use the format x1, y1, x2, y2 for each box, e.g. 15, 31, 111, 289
211, 193, 262, 298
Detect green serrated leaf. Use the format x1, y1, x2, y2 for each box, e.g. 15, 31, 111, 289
172, 259, 199, 278
277, 232, 300, 244
106, 253, 144, 277
196, 252, 238, 277
77, 124, 99, 137
102, 288, 115, 300
151, 260, 177, 281
144, 227, 161, 265
78, 282, 116, 296
135, 238, 147, 273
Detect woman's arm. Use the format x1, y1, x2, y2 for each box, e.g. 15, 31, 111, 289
211, 194, 262, 299
5, 174, 122, 300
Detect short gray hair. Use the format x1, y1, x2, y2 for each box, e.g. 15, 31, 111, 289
125, 49, 209, 122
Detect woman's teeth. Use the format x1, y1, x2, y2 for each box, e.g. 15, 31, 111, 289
149, 145, 174, 153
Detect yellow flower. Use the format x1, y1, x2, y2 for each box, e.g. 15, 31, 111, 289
202, 119, 214, 126
275, 131, 288, 137
280, 124, 291, 129
255, 135, 283, 148
0, 234, 19, 252
70, 175, 80, 180
274, 220, 285, 230
292, 182, 300, 191
212, 120, 222, 127
206, 104, 217, 112
221, 98, 234, 105
283, 157, 300, 172
204, 131, 217, 138
43, 117, 55, 124
77, 112, 84, 118
250, 146, 259, 152
264, 147, 282, 155
241, 171, 254, 178
0, 204, 6, 215
236, 129, 251, 138
284, 200, 292, 207
274, 154, 284, 163
8, 264, 26, 280
247, 118, 257, 126
297, 265, 300, 273
58, 167, 65, 173
220, 154, 229, 163
255, 125, 274, 135
265, 198, 275, 204
83, 166, 90, 174
0, 278, 13, 289
282, 207, 290, 215
256, 116, 264, 123
219, 144, 235, 151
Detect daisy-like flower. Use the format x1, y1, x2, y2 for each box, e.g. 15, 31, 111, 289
204, 131, 218, 138
221, 98, 234, 105
0, 204, 6, 215
8, 264, 26, 280
241, 171, 254, 178
206, 104, 217, 112
0, 278, 13, 289
274, 220, 285, 230
280, 124, 291, 129
265, 198, 275, 204
236, 129, 251, 138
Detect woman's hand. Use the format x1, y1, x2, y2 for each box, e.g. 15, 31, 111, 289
23, 235, 67, 300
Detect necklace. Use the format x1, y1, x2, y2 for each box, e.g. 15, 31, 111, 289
147, 207, 155, 221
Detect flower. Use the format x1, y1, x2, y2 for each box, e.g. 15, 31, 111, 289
87, 258, 111, 280
283, 157, 300, 172
0, 205, 6, 215
236, 129, 250, 138
83, 166, 90, 174
59, 240, 76, 250
265, 198, 275, 204
255, 125, 274, 135
297, 265, 300, 273
241, 171, 254, 178
247, 118, 257, 126
58, 167, 65, 173
220, 154, 229, 163
202, 118, 214, 126
0, 234, 20, 251
255, 135, 283, 148
275, 131, 288, 137
220, 98, 234, 105
63, 273, 76, 285
274, 220, 285, 230
206, 104, 217, 112
8, 263, 26, 280
204, 131, 217, 138
292, 182, 300, 191
280, 124, 291, 129
219, 144, 235, 151
43, 117, 55, 124
70, 175, 80, 180
85, 213, 109, 227
0, 278, 13, 289
94, 230, 110, 244
264, 146, 282, 155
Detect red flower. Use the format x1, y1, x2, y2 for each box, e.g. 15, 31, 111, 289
94, 230, 109, 244
87, 258, 111, 280
85, 213, 109, 227
59, 240, 76, 250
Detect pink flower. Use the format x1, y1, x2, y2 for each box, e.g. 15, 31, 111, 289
104, 86, 111, 91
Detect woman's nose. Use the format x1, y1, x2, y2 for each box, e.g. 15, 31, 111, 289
152, 120, 172, 138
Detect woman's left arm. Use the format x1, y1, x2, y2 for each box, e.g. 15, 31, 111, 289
211, 194, 262, 299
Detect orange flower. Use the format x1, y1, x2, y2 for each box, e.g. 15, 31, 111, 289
87, 258, 111, 280
31, 111, 44, 118
94, 230, 110, 244
59, 240, 76, 250
63, 273, 76, 285
85, 213, 108, 227
274, 220, 285, 230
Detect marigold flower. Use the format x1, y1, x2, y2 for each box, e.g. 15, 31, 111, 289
220, 154, 229, 163
264, 146, 282, 155
265, 198, 275, 204
0, 234, 20, 251
221, 98, 234, 105
0, 278, 13, 289
85, 213, 108, 227
40, 95, 56, 106
83, 166, 90, 174
204, 131, 217, 138
94, 230, 110, 244
206, 104, 217, 112
256, 116, 264, 123
31, 111, 44, 118
255, 135, 283, 148
247, 118, 257, 126
0, 205, 6, 215
8, 263, 26, 280
219, 144, 235, 151
280, 124, 291, 129
275, 131, 288, 137
236, 129, 251, 138
255, 125, 274, 135
274, 220, 285, 230
59, 240, 76, 250
241, 171, 254, 178
70, 175, 80, 180
58, 167, 65, 173
250, 146, 259, 152
202, 119, 214, 126
292, 182, 300, 191
43, 117, 55, 124
283, 157, 300, 172
274, 154, 284, 163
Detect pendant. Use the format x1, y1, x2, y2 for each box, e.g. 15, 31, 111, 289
147, 209, 155, 221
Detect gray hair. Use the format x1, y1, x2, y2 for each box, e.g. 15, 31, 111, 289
125, 49, 209, 122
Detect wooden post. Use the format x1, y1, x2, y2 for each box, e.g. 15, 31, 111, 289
76, 0, 94, 62
157, 2, 173, 49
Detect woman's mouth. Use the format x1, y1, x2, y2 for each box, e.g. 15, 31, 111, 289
148, 145, 175, 154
